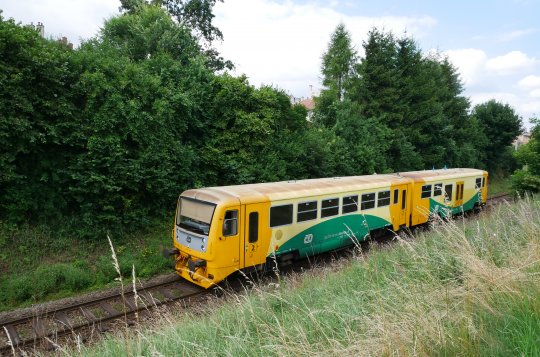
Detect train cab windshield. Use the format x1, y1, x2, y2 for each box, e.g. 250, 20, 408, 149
176, 197, 216, 236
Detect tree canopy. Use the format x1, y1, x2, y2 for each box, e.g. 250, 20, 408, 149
0, 13, 528, 238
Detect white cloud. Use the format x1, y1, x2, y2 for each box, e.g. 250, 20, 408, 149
214, 0, 436, 97
470, 92, 519, 107
486, 51, 538, 75
530, 89, 540, 98
499, 28, 537, 41
519, 75, 540, 89
521, 101, 540, 118
0, 0, 120, 45
443, 49, 487, 85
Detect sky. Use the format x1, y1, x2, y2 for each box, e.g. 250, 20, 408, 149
1, 0, 539, 127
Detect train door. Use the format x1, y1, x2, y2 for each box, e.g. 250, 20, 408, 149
400, 187, 407, 226
390, 185, 408, 230
242, 203, 270, 269
456, 181, 464, 207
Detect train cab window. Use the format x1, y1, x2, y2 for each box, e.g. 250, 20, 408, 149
270, 204, 293, 227
222, 210, 238, 236
248, 212, 259, 243
377, 191, 391, 207
444, 184, 453, 201
482, 177, 486, 187
342, 195, 358, 214
475, 178, 482, 189
297, 201, 318, 222
321, 198, 339, 218
361, 193, 376, 210
421, 185, 432, 199
434, 183, 442, 197
393, 189, 399, 204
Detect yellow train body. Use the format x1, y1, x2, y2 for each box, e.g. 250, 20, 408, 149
171, 168, 488, 288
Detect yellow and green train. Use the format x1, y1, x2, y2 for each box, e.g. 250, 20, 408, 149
168, 168, 488, 288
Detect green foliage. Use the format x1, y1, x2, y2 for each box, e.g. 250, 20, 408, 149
473, 99, 523, 175
315, 25, 521, 175
512, 119, 540, 194
320, 23, 356, 103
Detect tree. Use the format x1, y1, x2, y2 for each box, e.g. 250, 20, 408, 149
512, 119, 540, 194
321, 23, 357, 102
314, 24, 357, 128
0, 14, 78, 222
472, 100, 523, 175
119, 0, 232, 69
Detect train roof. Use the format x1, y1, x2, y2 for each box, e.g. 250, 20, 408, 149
399, 168, 486, 181
181, 168, 486, 205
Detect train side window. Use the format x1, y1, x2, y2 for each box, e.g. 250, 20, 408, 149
270, 204, 293, 227
393, 189, 399, 204
444, 184, 453, 201
401, 190, 406, 210
248, 212, 259, 243
321, 198, 339, 218
342, 195, 358, 214
377, 190, 391, 207
223, 210, 238, 236
297, 201, 318, 222
475, 178, 482, 189
361, 193, 376, 210
421, 185, 432, 199
434, 183, 442, 196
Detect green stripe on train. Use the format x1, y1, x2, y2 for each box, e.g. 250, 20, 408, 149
274, 214, 392, 258
429, 192, 482, 218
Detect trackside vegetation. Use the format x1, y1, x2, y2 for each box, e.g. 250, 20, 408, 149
72, 197, 539, 357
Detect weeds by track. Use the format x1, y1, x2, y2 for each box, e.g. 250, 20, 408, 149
0, 276, 205, 355
0, 192, 511, 355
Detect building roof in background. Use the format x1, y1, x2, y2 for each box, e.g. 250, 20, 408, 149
299, 98, 315, 111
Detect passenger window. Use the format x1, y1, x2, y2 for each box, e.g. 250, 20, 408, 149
361, 193, 375, 210
297, 201, 318, 222
475, 178, 482, 189
444, 184, 453, 201
342, 195, 358, 214
270, 204, 293, 227
377, 191, 390, 207
321, 198, 339, 218
421, 185, 432, 199
393, 189, 399, 204
434, 183, 442, 196
222, 210, 238, 236
248, 212, 259, 243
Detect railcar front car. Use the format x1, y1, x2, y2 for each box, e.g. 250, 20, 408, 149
171, 175, 412, 288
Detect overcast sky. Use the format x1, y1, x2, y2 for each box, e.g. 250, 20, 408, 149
1, 0, 539, 127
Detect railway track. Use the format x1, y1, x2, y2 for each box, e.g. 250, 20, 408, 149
0, 276, 205, 355
486, 192, 511, 205
0, 192, 512, 355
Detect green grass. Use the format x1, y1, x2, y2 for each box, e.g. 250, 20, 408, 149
70, 196, 540, 357
0, 220, 174, 311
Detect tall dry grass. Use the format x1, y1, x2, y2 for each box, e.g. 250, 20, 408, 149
63, 196, 539, 357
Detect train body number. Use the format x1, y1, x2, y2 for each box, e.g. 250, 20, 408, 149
304, 233, 313, 244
